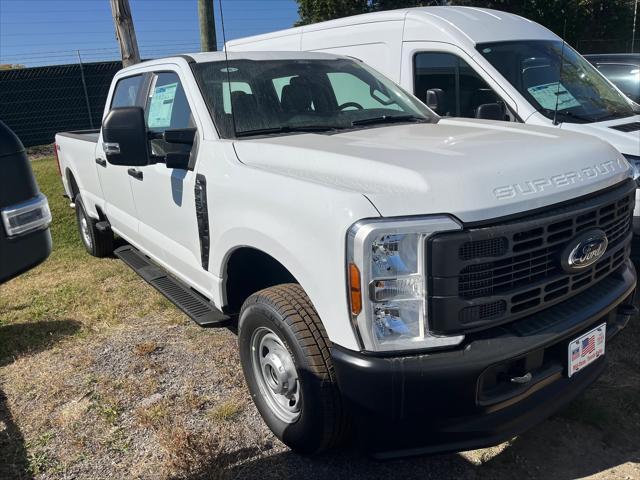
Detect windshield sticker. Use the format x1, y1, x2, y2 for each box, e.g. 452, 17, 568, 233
148, 82, 178, 129
527, 82, 581, 110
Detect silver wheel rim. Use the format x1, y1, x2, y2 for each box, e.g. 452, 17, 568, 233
80, 212, 92, 248
250, 327, 301, 423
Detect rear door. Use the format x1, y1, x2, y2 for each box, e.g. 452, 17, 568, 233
96, 74, 146, 241
128, 69, 208, 288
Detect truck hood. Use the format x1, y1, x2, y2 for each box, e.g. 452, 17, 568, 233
233, 119, 632, 223
558, 115, 640, 157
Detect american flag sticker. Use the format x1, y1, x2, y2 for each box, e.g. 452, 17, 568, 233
568, 323, 607, 378
582, 337, 595, 356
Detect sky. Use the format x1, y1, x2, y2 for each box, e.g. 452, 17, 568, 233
0, 0, 300, 67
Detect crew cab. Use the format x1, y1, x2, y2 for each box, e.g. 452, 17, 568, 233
226, 7, 640, 237
55, 51, 637, 458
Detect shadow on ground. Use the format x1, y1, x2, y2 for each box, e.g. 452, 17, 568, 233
183, 313, 640, 480
0, 319, 81, 480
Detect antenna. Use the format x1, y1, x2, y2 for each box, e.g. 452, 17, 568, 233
553, 20, 567, 126
218, 0, 237, 137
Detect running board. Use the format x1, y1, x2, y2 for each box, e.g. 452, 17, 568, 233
114, 245, 230, 328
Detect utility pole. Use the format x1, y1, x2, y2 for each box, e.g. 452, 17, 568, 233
110, 0, 141, 67
633, 0, 638, 53
198, 0, 217, 52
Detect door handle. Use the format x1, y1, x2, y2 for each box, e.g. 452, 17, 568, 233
128, 168, 143, 180
95, 158, 107, 167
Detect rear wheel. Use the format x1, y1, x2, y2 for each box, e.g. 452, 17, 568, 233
75, 195, 113, 257
238, 284, 350, 453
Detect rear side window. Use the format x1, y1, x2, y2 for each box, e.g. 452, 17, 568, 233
111, 75, 144, 108
414, 52, 501, 118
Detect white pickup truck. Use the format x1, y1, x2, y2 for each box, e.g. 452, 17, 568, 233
55, 51, 637, 458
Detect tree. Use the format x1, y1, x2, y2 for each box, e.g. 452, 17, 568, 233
295, 0, 370, 25
295, 0, 639, 53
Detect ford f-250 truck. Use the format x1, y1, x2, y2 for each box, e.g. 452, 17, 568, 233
55, 51, 637, 458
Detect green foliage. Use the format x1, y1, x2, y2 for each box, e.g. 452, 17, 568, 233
294, 0, 640, 53
295, 0, 370, 25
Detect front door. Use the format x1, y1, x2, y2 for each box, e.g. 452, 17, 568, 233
128, 70, 208, 289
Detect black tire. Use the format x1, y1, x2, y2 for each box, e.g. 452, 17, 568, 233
75, 195, 113, 257
238, 283, 350, 454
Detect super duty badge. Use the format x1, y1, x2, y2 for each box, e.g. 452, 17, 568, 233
493, 158, 627, 200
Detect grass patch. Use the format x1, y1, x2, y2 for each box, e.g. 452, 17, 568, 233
209, 399, 244, 422
0, 158, 183, 360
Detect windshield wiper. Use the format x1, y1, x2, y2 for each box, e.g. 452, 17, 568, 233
235, 125, 343, 137
351, 114, 427, 126
539, 108, 592, 123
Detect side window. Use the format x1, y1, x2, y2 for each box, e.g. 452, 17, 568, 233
111, 75, 144, 108
414, 52, 502, 119
145, 72, 193, 133
145, 72, 194, 157
596, 63, 640, 102
327, 72, 401, 111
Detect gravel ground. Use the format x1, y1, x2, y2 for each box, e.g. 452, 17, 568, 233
1, 308, 638, 480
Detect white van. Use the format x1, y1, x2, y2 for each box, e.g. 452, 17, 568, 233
227, 7, 640, 176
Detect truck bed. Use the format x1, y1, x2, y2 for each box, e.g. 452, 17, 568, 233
55, 129, 102, 215
56, 129, 100, 144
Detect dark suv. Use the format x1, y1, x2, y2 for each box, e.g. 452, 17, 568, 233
0, 120, 52, 284
585, 54, 640, 103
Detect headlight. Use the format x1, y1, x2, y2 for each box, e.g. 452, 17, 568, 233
347, 216, 463, 352
1, 194, 52, 238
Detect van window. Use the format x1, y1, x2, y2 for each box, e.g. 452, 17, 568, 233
414, 52, 502, 118
595, 63, 640, 103
111, 75, 144, 108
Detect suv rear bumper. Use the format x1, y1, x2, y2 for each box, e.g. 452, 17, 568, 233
331, 260, 636, 459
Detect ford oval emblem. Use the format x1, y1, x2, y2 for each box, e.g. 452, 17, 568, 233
561, 229, 608, 273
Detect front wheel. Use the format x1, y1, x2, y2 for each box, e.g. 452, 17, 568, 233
238, 284, 350, 453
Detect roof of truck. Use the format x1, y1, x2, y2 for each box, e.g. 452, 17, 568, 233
227, 6, 559, 49
116, 50, 349, 74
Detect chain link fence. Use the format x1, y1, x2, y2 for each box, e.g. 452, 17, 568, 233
0, 60, 122, 148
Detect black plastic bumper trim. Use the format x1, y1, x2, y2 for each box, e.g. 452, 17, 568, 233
330, 260, 636, 457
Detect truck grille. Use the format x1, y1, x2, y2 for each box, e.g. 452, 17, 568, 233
428, 180, 635, 334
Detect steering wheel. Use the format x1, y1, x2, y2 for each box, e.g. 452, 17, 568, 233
338, 102, 364, 111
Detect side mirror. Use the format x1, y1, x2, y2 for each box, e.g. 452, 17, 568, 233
165, 152, 191, 170
475, 103, 505, 121
102, 107, 150, 166
426, 88, 445, 113
163, 128, 196, 145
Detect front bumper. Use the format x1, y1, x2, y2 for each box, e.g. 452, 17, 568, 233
331, 260, 636, 459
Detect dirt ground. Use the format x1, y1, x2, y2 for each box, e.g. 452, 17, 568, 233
0, 158, 639, 479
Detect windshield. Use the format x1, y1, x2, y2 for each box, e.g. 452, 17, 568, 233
477, 40, 636, 123
192, 58, 435, 138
